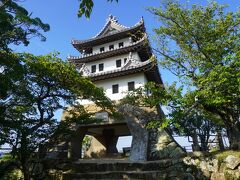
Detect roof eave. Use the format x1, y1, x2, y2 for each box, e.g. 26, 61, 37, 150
71, 21, 145, 52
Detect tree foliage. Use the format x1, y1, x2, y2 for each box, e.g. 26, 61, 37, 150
149, 1, 240, 149
0, 53, 112, 179
122, 81, 220, 151
0, 1, 113, 178
0, 0, 50, 51
77, 0, 118, 18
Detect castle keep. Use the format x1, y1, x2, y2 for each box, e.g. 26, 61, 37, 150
63, 15, 183, 161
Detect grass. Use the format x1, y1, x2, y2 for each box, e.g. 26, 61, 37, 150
210, 150, 240, 162
0, 154, 23, 179
0, 153, 13, 162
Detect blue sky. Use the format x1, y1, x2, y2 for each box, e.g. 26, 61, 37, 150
9, 0, 239, 150
15, 0, 240, 85
15, 0, 239, 76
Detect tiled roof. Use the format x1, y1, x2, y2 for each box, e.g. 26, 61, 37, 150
68, 35, 150, 63
71, 17, 144, 46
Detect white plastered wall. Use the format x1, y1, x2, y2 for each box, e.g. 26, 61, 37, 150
95, 72, 147, 101
83, 52, 141, 76
92, 37, 131, 54
78, 72, 147, 104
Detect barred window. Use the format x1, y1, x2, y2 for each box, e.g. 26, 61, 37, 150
112, 84, 119, 94
128, 81, 135, 91
116, 59, 121, 67
91, 65, 96, 73
99, 63, 104, 71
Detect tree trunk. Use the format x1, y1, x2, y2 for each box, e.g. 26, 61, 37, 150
216, 130, 224, 151
22, 163, 30, 180
227, 125, 240, 150
199, 135, 208, 151
20, 133, 31, 180
191, 130, 201, 151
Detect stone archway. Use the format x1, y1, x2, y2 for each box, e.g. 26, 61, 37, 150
68, 104, 185, 161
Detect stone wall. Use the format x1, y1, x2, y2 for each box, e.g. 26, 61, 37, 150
183, 153, 240, 180
148, 127, 186, 160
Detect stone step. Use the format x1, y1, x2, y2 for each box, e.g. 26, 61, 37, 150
63, 170, 190, 180
64, 159, 184, 173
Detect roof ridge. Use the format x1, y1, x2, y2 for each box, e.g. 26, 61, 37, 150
93, 15, 128, 38
93, 15, 143, 38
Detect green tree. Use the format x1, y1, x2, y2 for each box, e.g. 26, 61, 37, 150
77, 0, 118, 18
169, 91, 222, 151
0, 1, 113, 179
149, 2, 240, 149
1, 53, 112, 179
122, 82, 222, 151
0, 0, 50, 125
0, 0, 50, 51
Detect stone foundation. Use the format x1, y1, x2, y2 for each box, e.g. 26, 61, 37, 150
183, 153, 240, 179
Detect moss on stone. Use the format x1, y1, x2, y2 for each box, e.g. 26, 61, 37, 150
211, 150, 240, 163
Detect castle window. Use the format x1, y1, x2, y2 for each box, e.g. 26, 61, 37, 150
116, 59, 121, 68
112, 84, 119, 94
109, 44, 114, 50
119, 42, 124, 48
128, 81, 135, 91
91, 65, 96, 73
99, 63, 104, 71
100, 47, 105, 52
124, 58, 127, 64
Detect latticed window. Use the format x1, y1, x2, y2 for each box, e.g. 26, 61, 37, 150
119, 42, 124, 48
112, 84, 119, 94
91, 65, 96, 73
100, 47, 105, 52
128, 81, 135, 91
109, 44, 114, 50
99, 63, 104, 71
116, 59, 121, 68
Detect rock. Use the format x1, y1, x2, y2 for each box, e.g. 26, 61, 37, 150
211, 172, 225, 180
191, 151, 205, 157
183, 157, 192, 165
148, 127, 186, 160
219, 162, 227, 172
199, 161, 208, 171
194, 159, 200, 166
225, 155, 240, 170
208, 159, 219, 172
235, 170, 240, 179
182, 173, 196, 180
186, 167, 192, 173
224, 169, 239, 179
199, 161, 211, 177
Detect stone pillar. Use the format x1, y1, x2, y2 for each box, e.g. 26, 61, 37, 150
129, 126, 148, 161
69, 127, 87, 160
118, 104, 186, 161
118, 105, 150, 162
